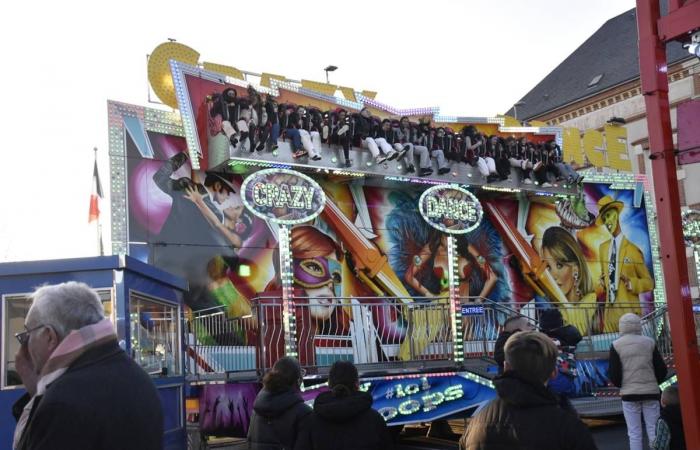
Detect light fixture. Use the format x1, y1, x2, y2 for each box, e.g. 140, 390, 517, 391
324, 65, 338, 83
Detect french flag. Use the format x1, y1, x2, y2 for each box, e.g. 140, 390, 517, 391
88, 157, 103, 223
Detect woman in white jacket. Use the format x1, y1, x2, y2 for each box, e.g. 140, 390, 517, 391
608, 313, 668, 450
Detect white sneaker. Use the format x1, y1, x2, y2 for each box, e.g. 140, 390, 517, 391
542, 182, 552, 187
523, 178, 533, 184
375, 155, 387, 164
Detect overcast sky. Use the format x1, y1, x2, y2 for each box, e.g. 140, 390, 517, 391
0, 0, 636, 262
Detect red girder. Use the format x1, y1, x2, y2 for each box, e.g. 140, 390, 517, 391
636, 0, 700, 448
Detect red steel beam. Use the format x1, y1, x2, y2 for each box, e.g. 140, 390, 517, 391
636, 0, 700, 448
657, 0, 700, 41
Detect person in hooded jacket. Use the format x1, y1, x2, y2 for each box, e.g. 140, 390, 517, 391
609, 313, 668, 450
247, 357, 311, 450
461, 331, 597, 450
295, 360, 394, 450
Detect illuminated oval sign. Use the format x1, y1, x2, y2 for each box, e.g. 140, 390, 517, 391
418, 185, 482, 234
241, 169, 325, 225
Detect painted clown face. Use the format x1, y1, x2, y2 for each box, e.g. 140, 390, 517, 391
293, 256, 342, 320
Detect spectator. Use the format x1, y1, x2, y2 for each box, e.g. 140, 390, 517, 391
493, 315, 535, 374
609, 313, 668, 450
461, 331, 597, 449
539, 309, 582, 351
295, 360, 394, 450
12, 282, 163, 450
247, 356, 311, 449
540, 308, 583, 397
652, 385, 686, 450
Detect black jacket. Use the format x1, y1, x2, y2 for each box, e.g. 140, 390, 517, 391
13, 341, 163, 450
295, 391, 394, 450
461, 372, 597, 450
354, 115, 376, 139
376, 127, 398, 145
545, 325, 583, 353
659, 404, 686, 450
247, 388, 311, 450
493, 330, 514, 375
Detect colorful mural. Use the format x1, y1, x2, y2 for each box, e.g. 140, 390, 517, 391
124, 127, 656, 343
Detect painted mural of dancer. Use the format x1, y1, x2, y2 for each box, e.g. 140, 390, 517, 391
386, 191, 507, 360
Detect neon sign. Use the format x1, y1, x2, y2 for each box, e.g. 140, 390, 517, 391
241, 169, 325, 225
419, 185, 483, 234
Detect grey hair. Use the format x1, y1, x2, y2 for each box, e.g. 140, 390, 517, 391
28, 282, 105, 340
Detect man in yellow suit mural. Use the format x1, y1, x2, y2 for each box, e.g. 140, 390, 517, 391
597, 196, 654, 330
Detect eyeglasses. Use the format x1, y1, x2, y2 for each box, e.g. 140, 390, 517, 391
15, 324, 46, 345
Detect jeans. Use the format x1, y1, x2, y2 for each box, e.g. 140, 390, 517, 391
431, 149, 447, 169
622, 399, 660, 450
285, 128, 303, 151
269, 123, 280, 144
555, 162, 578, 180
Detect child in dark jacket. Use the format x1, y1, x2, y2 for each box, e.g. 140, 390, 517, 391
652, 385, 686, 450
295, 361, 394, 450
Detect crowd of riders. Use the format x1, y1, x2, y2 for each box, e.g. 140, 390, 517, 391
210, 86, 583, 185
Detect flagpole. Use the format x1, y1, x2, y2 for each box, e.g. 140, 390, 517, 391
94, 147, 104, 256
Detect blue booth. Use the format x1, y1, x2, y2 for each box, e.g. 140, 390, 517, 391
0, 256, 187, 450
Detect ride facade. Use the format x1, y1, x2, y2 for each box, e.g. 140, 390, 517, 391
0, 40, 675, 447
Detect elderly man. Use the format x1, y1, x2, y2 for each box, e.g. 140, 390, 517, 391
12, 282, 163, 450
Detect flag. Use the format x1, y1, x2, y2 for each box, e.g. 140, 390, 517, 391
89, 158, 103, 223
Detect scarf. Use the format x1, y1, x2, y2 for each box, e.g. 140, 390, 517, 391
13, 319, 116, 449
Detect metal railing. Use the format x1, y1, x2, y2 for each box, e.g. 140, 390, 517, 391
185, 296, 673, 382
186, 296, 455, 377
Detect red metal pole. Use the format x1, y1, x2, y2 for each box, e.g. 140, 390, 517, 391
636, 1, 700, 447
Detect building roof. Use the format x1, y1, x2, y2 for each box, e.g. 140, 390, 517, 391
507, 7, 691, 121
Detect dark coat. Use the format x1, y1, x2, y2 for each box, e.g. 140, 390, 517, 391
460, 372, 597, 450
493, 330, 514, 375
660, 404, 686, 450
13, 341, 163, 450
545, 325, 583, 352
247, 388, 311, 450
295, 390, 394, 450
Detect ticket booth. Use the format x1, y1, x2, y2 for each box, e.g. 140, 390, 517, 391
0, 256, 187, 450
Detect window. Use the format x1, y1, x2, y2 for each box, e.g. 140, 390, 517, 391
588, 74, 604, 87
2, 290, 113, 389
129, 292, 181, 376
